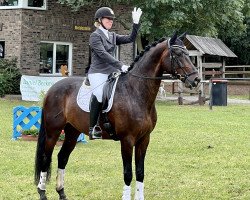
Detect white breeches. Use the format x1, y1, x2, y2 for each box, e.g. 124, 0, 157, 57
88, 73, 109, 103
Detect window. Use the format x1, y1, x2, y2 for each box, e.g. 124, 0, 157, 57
0, 41, 5, 58
28, 0, 43, 7
0, 0, 46, 9
0, 0, 18, 6
40, 42, 72, 76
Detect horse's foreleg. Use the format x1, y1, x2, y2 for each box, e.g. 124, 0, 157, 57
121, 139, 133, 200
134, 135, 150, 200
56, 124, 79, 200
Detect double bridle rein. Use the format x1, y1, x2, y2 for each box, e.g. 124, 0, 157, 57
129, 39, 197, 81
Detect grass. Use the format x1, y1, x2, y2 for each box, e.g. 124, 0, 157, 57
228, 94, 250, 100
0, 99, 250, 199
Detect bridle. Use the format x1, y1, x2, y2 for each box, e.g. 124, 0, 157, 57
168, 39, 197, 83
129, 39, 197, 81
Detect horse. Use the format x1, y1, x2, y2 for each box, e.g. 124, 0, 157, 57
34, 32, 200, 200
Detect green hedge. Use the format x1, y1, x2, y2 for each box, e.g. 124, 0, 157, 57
0, 58, 21, 97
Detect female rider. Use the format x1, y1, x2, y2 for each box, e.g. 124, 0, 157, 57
88, 7, 142, 139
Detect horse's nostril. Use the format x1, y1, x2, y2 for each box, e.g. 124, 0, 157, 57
195, 77, 201, 83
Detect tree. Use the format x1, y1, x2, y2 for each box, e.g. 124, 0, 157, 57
59, 0, 245, 36
219, 0, 249, 64
59, 0, 248, 63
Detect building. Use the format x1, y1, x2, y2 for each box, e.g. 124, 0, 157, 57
0, 0, 134, 76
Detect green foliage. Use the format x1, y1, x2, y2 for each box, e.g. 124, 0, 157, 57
220, 0, 250, 64
0, 58, 21, 97
59, 0, 249, 64
21, 129, 39, 136
21, 128, 65, 140
59, 0, 246, 37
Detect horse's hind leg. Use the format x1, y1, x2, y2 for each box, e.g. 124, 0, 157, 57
37, 134, 60, 200
134, 135, 150, 200
35, 110, 62, 200
56, 123, 80, 200
121, 139, 134, 200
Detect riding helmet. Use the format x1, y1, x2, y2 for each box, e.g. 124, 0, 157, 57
94, 7, 115, 21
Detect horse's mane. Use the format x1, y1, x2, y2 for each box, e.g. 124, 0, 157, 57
130, 37, 167, 69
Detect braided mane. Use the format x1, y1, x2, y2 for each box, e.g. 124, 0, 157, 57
130, 37, 166, 69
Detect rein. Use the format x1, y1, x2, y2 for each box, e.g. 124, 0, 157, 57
128, 72, 173, 80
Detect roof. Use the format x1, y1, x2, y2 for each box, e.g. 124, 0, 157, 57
184, 35, 237, 57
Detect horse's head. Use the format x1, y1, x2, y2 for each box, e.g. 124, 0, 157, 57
162, 32, 200, 89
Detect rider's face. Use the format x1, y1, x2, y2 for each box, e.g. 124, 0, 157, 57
101, 17, 113, 30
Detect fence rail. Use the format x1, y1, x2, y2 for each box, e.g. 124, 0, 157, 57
202, 64, 250, 79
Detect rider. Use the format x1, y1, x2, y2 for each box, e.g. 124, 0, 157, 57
88, 7, 142, 140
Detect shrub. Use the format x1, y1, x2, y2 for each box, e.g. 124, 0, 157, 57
0, 58, 21, 97
21, 129, 39, 136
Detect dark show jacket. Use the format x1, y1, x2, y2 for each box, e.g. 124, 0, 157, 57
89, 23, 140, 75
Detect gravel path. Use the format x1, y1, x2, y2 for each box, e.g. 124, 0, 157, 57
158, 95, 250, 105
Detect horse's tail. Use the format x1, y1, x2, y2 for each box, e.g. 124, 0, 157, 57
34, 109, 51, 185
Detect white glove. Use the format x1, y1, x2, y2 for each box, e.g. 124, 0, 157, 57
121, 65, 129, 72
132, 7, 142, 24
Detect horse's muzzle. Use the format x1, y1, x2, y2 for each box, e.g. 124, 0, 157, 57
193, 77, 201, 87
185, 76, 200, 89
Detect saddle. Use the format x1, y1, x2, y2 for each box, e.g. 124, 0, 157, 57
102, 72, 120, 111
82, 72, 121, 140
100, 72, 121, 141
89, 73, 121, 141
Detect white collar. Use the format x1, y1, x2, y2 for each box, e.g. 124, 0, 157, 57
99, 25, 109, 39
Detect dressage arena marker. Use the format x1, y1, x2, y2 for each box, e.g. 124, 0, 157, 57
12, 106, 87, 143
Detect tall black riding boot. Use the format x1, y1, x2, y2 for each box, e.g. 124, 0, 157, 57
89, 95, 102, 140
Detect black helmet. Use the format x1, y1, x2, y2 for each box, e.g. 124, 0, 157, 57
94, 7, 115, 21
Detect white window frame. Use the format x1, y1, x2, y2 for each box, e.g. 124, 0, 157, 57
40, 41, 73, 76
0, 0, 46, 10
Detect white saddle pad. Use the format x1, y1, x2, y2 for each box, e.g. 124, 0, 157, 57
76, 77, 119, 113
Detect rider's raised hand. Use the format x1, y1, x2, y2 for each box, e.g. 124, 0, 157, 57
132, 7, 142, 24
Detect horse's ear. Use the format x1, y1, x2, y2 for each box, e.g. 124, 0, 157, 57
169, 31, 178, 45
178, 32, 187, 41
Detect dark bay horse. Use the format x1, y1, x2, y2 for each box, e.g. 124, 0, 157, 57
34, 32, 200, 200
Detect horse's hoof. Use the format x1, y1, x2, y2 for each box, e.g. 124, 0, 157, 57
57, 188, 68, 200
37, 188, 48, 200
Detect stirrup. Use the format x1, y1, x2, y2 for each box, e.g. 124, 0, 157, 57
91, 125, 102, 139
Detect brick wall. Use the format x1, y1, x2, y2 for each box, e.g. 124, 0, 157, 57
0, 10, 22, 67
0, 2, 135, 76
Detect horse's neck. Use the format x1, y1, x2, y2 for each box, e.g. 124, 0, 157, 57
132, 43, 166, 78
128, 43, 167, 105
